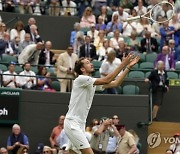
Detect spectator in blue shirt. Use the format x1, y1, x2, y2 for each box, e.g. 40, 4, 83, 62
96, 16, 106, 31
7, 124, 29, 154
106, 13, 123, 36
160, 21, 175, 49
70, 22, 83, 45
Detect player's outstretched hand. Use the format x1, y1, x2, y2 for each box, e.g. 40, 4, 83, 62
121, 52, 135, 66
128, 55, 140, 68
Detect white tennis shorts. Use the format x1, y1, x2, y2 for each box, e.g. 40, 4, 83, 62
64, 118, 90, 153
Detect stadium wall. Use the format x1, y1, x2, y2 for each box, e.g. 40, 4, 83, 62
0, 90, 149, 154
1, 12, 80, 49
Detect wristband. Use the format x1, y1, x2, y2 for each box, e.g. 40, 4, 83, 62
126, 67, 131, 71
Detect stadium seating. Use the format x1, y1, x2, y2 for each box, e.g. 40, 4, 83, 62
145, 71, 151, 78
139, 62, 154, 70
116, 86, 122, 94
167, 71, 179, 79
92, 60, 102, 70
139, 53, 146, 63
93, 70, 100, 78
15, 65, 23, 74
131, 63, 139, 70
0, 64, 8, 72
31, 66, 38, 74
0, 54, 18, 65
145, 52, 157, 62
128, 71, 145, 79
51, 80, 60, 91
122, 85, 140, 95
175, 63, 180, 70
80, 27, 90, 35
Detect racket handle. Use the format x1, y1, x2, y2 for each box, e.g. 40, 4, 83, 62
126, 16, 141, 21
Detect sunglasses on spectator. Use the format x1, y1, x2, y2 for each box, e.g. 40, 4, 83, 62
112, 117, 119, 119
43, 151, 50, 154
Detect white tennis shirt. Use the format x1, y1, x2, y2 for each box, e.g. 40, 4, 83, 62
65, 75, 97, 123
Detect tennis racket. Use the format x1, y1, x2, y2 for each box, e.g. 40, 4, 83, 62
126, 1, 175, 23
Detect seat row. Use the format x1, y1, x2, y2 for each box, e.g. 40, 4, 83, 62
95, 84, 140, 95
93, 70, 180, 79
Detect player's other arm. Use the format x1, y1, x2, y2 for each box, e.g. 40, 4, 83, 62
94, 53, 134, 85
103, 56, 140, 88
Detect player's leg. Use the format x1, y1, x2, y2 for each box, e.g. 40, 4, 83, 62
64, 119, 92, 154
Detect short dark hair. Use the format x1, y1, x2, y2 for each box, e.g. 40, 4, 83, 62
74, 57, 86, 75
23, 62, 31, 69
67, 44, 73, 49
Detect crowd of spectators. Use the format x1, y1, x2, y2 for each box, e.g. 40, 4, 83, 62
0, 0, 180, 17
0, 0, 180, 93
0, 115, 142, 154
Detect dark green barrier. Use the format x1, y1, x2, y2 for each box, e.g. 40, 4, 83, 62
0, 88, 21, 124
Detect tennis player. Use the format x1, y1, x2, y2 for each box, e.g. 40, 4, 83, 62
64, 52, 140, 154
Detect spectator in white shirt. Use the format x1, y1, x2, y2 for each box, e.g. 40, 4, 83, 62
56, 129, 69, 153
97, 39, 112, 61
100, 49, 121, 94
17, 62, 37, 89
73, 31, 84, 56
87, 24, 99, 43
122, 19, 137, 37
61, 0, 77, 16
18, 42, 44, 65
3, 62, 19, 88
134, 0, 147, 16
112, 6, 129, 23
109, 29, 124, 50
136, 18, 154, 36
152, 15, 163, 38
10, 21, 25, 42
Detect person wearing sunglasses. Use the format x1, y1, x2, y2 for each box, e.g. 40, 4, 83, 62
42, 146, 57, 154
106, 115, 119, 154
17, 147, 28, 154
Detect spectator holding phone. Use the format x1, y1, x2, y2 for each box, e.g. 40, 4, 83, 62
90, 117, 119, 154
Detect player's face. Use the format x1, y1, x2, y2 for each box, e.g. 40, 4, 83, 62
81, 59, 94, 74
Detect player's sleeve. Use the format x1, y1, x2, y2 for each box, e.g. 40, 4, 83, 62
77, 75, 96, 87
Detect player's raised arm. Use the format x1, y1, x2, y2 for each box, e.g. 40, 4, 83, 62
103, 55, 140, 89
94, 52, 135, 85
